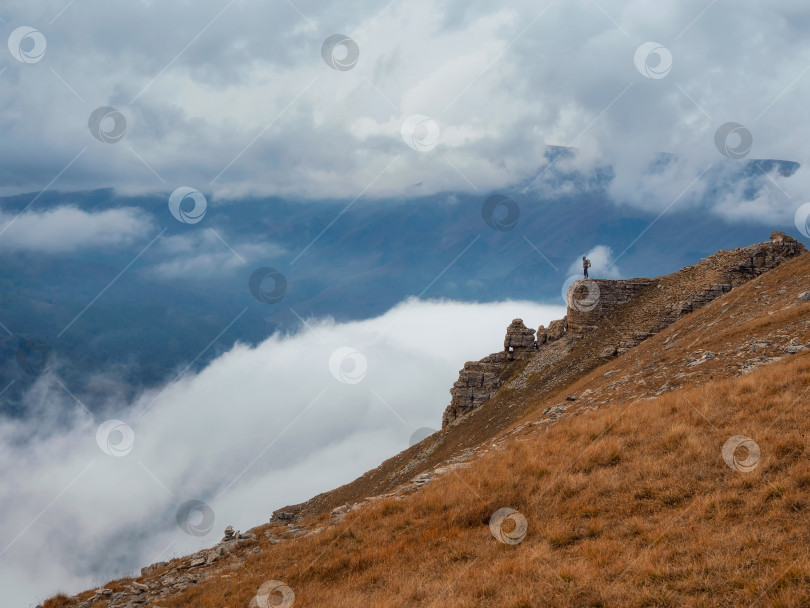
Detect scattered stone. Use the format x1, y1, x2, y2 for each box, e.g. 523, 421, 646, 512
749, 339, 772, 352
206, 546, 224, 565
270, 504, 303, 523
140, 561, 168, 577
738, 355, 784, 375
543, 403, 569, 420
222, 526, 236, 541
798, 291, 810, 302
688, 351, 716, 367
600, 346, 617, 359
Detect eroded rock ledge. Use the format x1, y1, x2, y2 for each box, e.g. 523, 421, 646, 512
441, 232, 805, 427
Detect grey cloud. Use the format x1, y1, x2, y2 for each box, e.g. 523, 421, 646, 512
1, 1, 808, 227
0, 205, 153, 252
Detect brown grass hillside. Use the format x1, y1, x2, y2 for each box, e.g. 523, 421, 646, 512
93, 352, 810, 607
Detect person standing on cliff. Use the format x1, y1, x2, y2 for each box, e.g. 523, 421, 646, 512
582, 256, 591, 278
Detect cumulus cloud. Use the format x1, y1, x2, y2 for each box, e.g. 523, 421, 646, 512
0, 0, 808, 224
0, 297, 565, 607
0, 205, 153, 252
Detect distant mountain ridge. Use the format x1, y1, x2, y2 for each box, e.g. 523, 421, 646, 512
1, 178, 802, 417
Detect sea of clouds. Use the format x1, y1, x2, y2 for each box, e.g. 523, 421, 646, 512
0, 297, 564, 607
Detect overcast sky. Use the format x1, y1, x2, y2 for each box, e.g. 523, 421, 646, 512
1, 0, 809, 224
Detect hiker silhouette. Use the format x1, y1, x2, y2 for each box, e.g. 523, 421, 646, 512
582, 256, 591, 278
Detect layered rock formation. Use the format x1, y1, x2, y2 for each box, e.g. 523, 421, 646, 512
567, 231, 805, 340
503, 318, 536, 353
441, 233, 805, 427
442, 319, 536, 427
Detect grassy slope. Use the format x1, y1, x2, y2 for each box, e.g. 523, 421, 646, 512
139, 350, 810, 608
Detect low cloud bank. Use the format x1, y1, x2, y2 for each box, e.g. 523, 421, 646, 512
0, 297, 564, 607
0, 206, 153, 252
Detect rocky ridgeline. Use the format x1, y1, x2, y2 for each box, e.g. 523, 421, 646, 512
68, 527, 261, 608
441, 316, 571, 427
442, 232, 806, 427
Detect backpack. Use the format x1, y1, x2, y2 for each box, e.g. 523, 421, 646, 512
586, 259, 592, 268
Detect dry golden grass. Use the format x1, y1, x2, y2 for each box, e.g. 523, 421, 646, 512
96, 351, 810, 608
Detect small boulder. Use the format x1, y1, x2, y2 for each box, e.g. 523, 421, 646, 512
599, 346, 617, 359
220, 526, 238, 543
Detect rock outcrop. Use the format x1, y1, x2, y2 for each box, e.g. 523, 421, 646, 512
503, 318, 536, 354
546, 317, 567, 341
442, 319, 538, 427
442, 353, 511, 427
442, 233, 806, 427
567, 232, 805, 341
